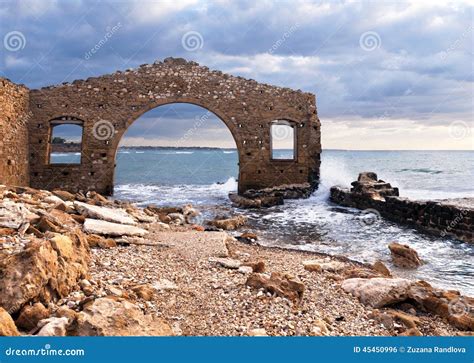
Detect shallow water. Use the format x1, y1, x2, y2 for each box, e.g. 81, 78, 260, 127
107, 148, 474, 295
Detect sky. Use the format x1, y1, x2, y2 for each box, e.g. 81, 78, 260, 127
1, 0, 473, 150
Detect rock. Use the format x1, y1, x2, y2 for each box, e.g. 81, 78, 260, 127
70, 297, 173, 336
388, 243, 422, 268
208, 215, 247, 230
0, 231, 89, 314
152, 279, 178, 291
54, 306, 78, 322
36, 215, 62, 233
106, 286, 123, 297
372, 260, 392, 276
349, 172, 399, 200
132, 284, 155, 301
0, 308, 20, 336
36, 317, 69, 336
183, 204, 199, 222
341, 278, 413, 308
15, 302, 50, 331
0, 227, 15, 236
86, 234, 117, 248
52, 190, 76, 201
0, 201, 38, 229
83, 219, 147, 237
145, 205, 182, 215
311, 319, 329, 336
236, 232, 258, 243
74, 201, 136, 225
303, 259, 345, 273
192, 224, 205, 231
399, 327, 422, 336
242, 261, 265, 273
248, 328, 267, 336
238, 266, 253, 274
389, 310, 420, 329
229, 193, 284, 209
408, 281, 474, 331
44, 195, 64, 205
246, 272, 304, 302
209, 257, 241, 269
168, 213, 185, 225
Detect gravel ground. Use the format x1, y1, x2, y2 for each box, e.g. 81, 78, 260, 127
87, 226, 459, 336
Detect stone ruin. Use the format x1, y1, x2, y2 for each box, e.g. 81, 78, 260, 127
0, 58, 321, 197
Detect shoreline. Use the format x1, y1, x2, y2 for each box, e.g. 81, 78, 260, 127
0, 185, 473, 336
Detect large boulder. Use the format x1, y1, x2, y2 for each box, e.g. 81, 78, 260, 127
0, 231, 89, 314
388, 242, 422, 268
341, 277, 413, 308
83, 219, 147, 237
74, 202, 136, 225
69, 297, 173, 336
15, 302, 50, 331
0, 308, 19, 336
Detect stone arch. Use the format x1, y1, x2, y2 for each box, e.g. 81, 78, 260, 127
111, 99, 241, 191
27, 58, 321, 196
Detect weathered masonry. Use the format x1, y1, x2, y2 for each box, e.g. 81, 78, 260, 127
1, 58, 321, 196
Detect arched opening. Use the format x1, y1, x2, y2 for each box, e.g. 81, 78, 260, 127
114, 103, 239, 206
48, 117, 84, 164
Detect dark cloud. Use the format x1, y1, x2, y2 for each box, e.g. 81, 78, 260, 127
0, 0, 472, 148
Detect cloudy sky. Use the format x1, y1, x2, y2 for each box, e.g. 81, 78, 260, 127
1, 0, 472, 149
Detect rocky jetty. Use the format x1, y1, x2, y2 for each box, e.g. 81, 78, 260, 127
330, 172, 473, 243
0, 184, 472, 336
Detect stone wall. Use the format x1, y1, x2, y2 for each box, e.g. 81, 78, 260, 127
27, 58, 321, 195
330, 173, 473, 244
0, 78, 30, 186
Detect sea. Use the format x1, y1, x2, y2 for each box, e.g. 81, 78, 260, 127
52, 149, 474, 295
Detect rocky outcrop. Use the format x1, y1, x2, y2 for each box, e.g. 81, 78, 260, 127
342, 277, 474, 331
330, 173, 473, 243
0, 230, 89, 315
388, 242, 422, 268
69, 297, 173, 336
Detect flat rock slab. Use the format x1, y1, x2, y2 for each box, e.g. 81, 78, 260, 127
74, 202, 136, 225
83, 219, 147, 237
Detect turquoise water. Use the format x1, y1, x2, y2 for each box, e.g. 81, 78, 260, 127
53, 149, 474, 294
